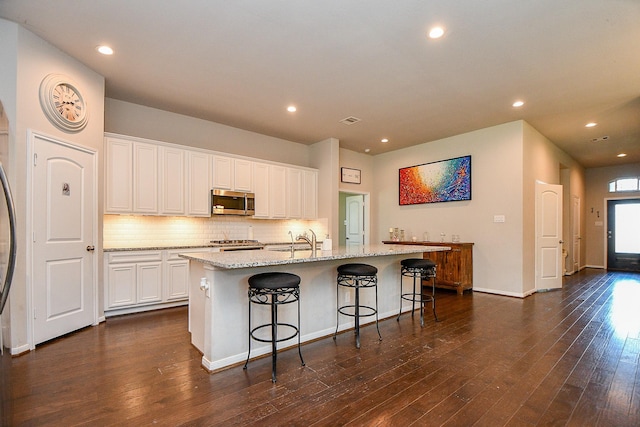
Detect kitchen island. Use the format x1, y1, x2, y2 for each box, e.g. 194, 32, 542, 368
180, 244, 448, 372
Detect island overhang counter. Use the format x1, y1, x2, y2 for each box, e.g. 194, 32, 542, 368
180, 243, 449, 372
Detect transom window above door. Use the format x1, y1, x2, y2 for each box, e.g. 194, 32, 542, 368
609, 177, 639, 193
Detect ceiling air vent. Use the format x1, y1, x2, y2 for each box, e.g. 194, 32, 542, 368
591, 136, 609, 143
340, 116, 362, 125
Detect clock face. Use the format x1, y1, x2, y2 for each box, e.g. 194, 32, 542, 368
53, 83, 84, 123
39, 74, 88, 132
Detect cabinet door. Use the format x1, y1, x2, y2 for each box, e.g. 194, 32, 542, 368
287, 168, 303, 218
269, 165, 287, 218
106, 263, 136, 308
133, 142, 158, 214
137, 262, 163, 304
303, 169, 318, 219
159, 147, 185, 215
212, 156, 233, 190
187, 150, 211, 216
105, 137, 133, 213
165, 260, 190, 301
234, 159, 253, 192
253, 162, 270, 218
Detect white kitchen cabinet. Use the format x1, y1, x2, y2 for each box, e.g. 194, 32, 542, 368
133, 142, 159, 214
212, 155, 253, 192
159, 146, 185, 215
234, 159, 253, 192
105, 137, 133, 213
165, 250, 193, 301
269, 165, 287, 218
137, 262, 163, 304
105, 248, 217, 316
303, 169, 318, 219
212, 155, 233, 190
287, 167, 303, 219
187, 150, 211, 217
105, 251, 163, 310
253, 162, 270, 218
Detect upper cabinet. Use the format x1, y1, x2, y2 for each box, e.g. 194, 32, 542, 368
253, 162, 270, 218
212, 155, 253, 192
159, 146, 185, 215
234, 159, 253, 192
287, 168, 303, 219
303, 169, 318, 219
105, 133, 318, 219
105, 137, 133, 213
187, 150, 211, 217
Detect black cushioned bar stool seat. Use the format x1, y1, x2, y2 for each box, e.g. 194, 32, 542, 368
244, 272, 304, 382
333, 263, 382, 348
397, 258, 438, 327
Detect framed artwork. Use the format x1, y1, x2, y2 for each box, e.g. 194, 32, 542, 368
341, 167, 361, 184
399, 155, 471, 205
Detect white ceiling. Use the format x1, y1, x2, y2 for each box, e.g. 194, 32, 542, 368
2, 0, 639, 168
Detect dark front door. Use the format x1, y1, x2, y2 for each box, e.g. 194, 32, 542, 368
607, 199, 640, 271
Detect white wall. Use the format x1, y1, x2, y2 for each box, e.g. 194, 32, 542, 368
105, 98, 311, 167
0, 19, 105, 352
585, 163, 640, 268
522, 122, 585, 290
373, 121, 526, 296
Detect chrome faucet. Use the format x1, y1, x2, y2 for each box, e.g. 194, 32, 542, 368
296, 229, 317, 255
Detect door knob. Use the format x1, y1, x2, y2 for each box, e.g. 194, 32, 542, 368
86, 245, 95, 252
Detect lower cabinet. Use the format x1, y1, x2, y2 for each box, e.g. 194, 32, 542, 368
104, 248, 211, 316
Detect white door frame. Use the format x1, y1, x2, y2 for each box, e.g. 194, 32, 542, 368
603, 195, 640, 269
26, 130, 98, 350
340, 190, 370, 246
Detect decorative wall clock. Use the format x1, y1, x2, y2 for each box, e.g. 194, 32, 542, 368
39, 74, 88, 132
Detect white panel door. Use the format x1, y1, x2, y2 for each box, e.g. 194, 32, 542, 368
32, 133, 95, 345
535, 182, 563, 290
345, 195, 364, 249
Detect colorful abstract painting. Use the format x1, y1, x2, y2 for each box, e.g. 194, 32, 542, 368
399, 155, 471, 205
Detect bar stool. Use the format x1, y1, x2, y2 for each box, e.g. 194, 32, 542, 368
333, 263, 382, 348
244, 272, 305, 382
397, 258, 438, 327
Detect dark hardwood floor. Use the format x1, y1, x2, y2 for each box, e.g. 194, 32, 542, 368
2, 268, 639, 426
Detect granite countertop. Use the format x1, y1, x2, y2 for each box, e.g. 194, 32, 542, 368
103, 244, 221, 252
178, 243, 449, 269
103, 241, 321, 252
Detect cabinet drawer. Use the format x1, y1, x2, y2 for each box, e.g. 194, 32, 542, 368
166, 248, 210, 261
107, 251, 163, 264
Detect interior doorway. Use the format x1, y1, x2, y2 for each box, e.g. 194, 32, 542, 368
607, 198, 640, 271
339, 191, 370, 247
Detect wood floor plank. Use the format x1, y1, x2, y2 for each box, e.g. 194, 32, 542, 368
2, 269, 640, 426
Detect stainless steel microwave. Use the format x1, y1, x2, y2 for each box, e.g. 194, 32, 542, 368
211, 189, 255, 216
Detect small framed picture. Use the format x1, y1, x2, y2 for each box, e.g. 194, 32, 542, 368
341, 167, 361, 184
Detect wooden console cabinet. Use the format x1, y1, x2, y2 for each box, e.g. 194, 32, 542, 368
383, 241, 474, 295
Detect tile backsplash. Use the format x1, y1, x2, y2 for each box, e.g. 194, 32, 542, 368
103, 215, 328, 248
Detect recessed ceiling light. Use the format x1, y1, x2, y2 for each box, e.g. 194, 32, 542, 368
381, 138, 389, 143
585, 122, 597, 128
428, 26, 445, 39
287, 105, 297, 113
512, 100, 524, 108
617, 153, 627, 157
365, 148, 371, 153
96, 45, 113, 55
